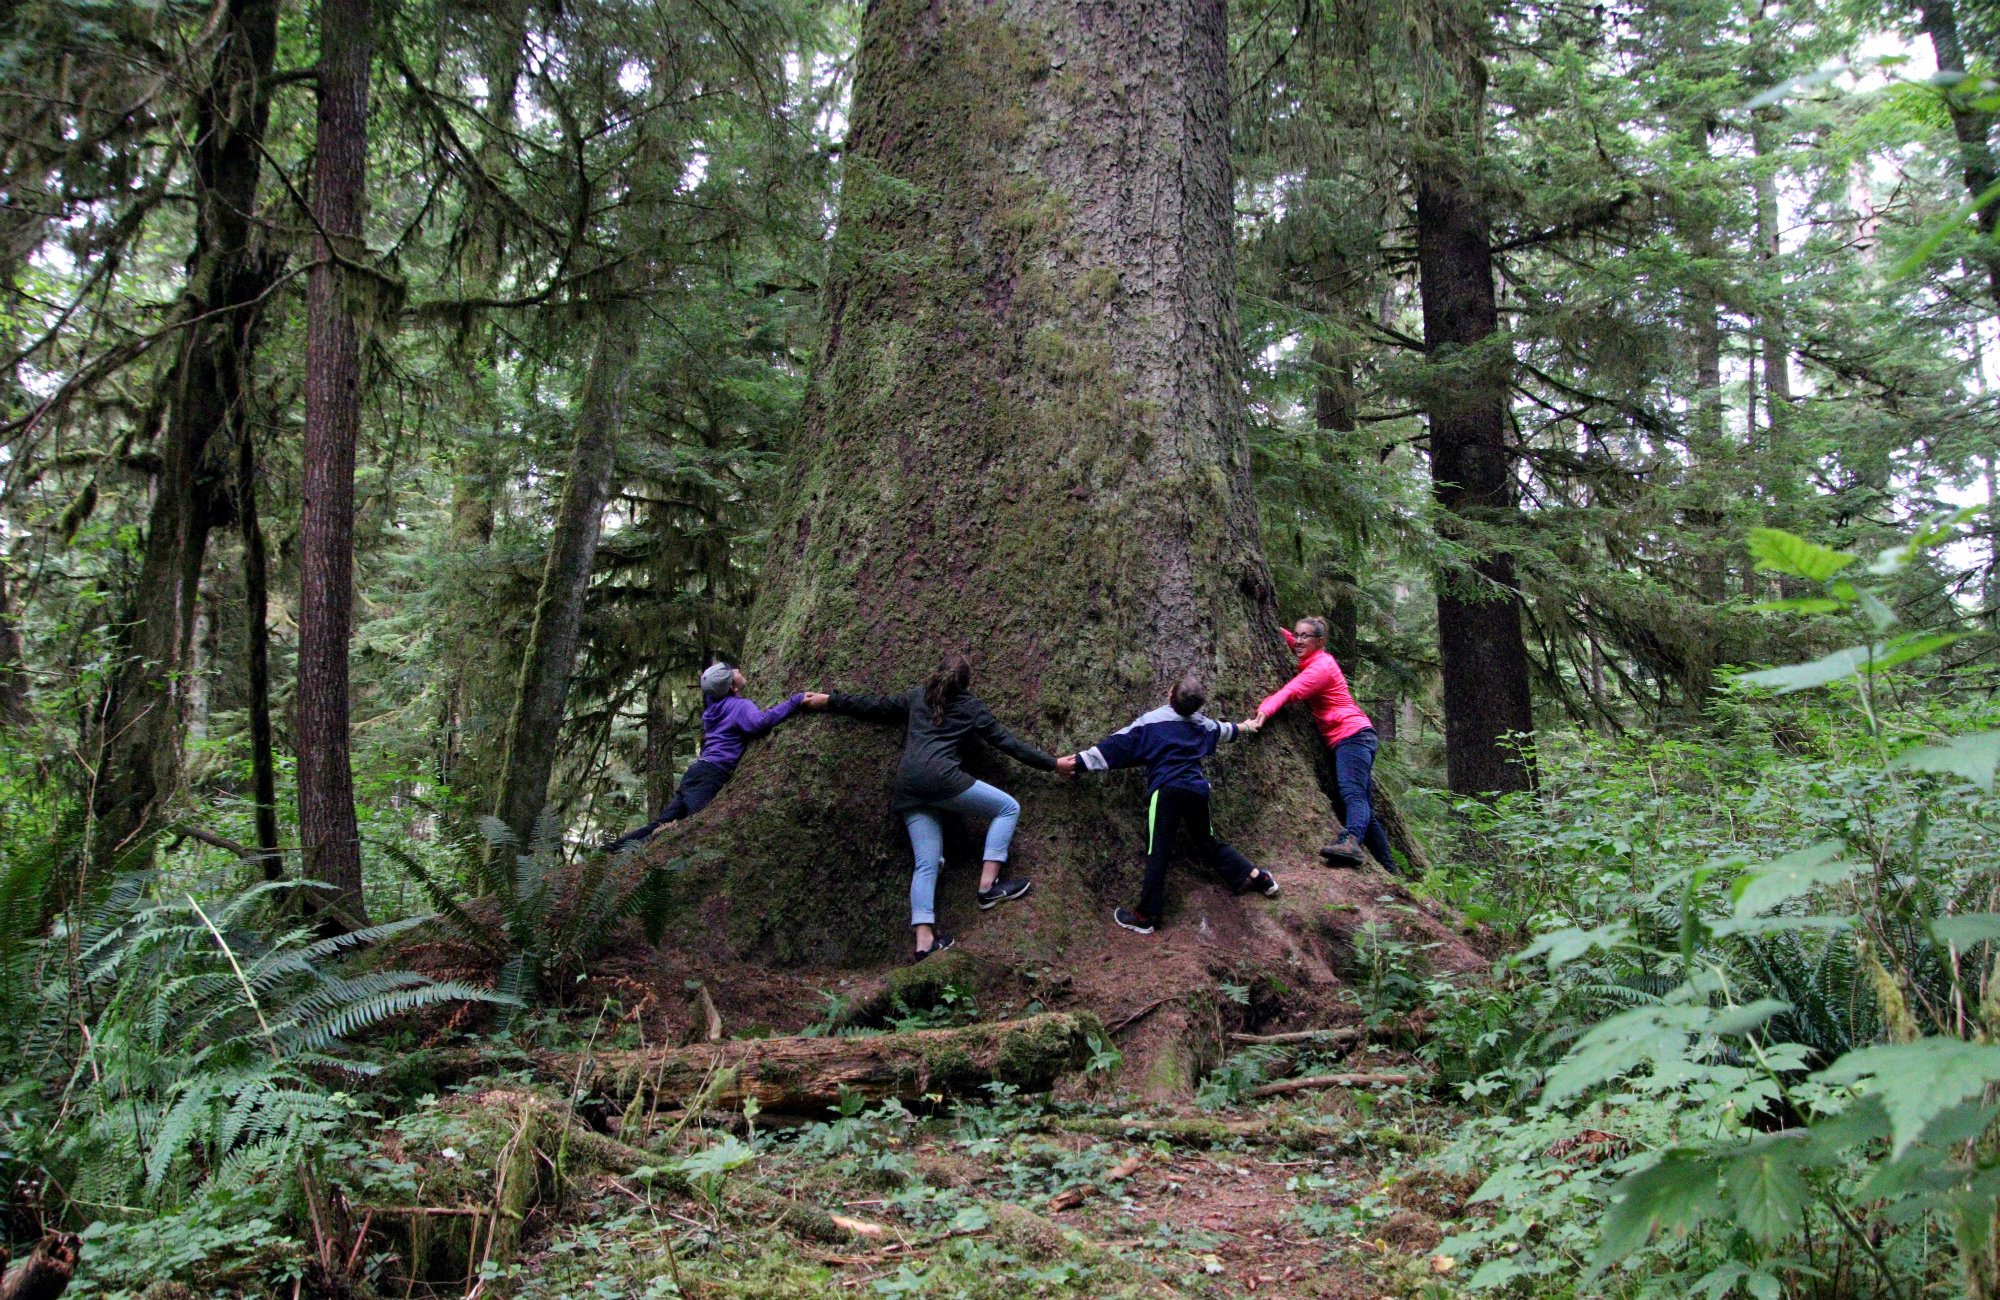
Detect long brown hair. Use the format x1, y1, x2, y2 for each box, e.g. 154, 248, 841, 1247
925, 652, 972, 726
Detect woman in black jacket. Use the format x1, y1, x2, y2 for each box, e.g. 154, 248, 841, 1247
804, 653, 1055, 962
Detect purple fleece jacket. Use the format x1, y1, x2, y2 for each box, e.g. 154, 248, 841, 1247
696, 692, 804, 772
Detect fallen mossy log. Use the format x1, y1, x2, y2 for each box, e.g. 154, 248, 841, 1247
1039, 1113, 1440, 1155
567, 1011, 1102, 1115
1248, 1071, 1418, 1099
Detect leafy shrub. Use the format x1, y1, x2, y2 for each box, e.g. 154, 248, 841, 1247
1434, 517, 2000, 1297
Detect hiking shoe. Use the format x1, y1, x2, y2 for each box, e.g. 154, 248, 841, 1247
978, 877, 1033, 909
909, 933, 957, 964
1318, 834, 1366, 867
1113, 907, 1156, 934
1245, 868, 1281, 898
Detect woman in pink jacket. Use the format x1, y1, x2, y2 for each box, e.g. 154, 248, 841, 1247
1245, 615, 1395, 869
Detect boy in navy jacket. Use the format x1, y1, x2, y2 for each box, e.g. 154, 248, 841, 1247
1057, 673, 1279, 934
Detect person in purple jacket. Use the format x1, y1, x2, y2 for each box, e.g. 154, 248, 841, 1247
606, 661, 803, 852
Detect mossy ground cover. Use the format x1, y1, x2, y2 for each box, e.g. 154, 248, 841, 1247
446, 1076, 1474, 1300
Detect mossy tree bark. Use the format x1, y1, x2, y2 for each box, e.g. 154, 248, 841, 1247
85, 0, 281, 878
642, 0, 1341, 964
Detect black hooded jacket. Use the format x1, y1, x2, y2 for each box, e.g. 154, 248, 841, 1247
828, 688, 1056, 812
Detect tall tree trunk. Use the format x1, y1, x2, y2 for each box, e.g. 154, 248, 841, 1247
297, 0, 373, 924
1412, 14, 1535, 795
490, 302, 640, 850
86, 0, 281, 877
1681, 116, 1727, 707
1919, 0, 2000, 314
1752, 114, 1791, 433
1311, 337, 1363, 665
638, 0, 1453, 981
239, 426, 282, 879
438, 1, 526, 813
641, 672, 680, 815
0, 562, 27, 728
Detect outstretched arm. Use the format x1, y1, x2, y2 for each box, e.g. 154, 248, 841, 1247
973, 704, 1057, 770
734, 693, 805, 736
822, 690, 911, 723
1075, 714, 1149, 772
1256, 658, 1329, 722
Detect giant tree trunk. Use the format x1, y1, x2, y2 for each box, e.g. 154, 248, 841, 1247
297, 0, 373, 923
639, 0, 1476, 1012
86, 0, 281, 877
1414, 157, 1535, 795
491, 302, 639, 849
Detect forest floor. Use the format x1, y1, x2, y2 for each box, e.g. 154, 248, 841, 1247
477, 1085, 1474, 1300
367, 854, 1493, 1299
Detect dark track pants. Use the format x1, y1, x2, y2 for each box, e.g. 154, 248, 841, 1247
1136, 786, 1257, 925
608, 759, 730, 851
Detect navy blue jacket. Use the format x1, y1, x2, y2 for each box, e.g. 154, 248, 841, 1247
1078, 705, 1241, 795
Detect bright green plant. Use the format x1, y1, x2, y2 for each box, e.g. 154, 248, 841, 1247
1439, 516, 2000, 1298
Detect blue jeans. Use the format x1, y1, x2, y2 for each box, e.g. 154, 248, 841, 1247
901, 781, 1020, 926
1332, 728, 1395, 867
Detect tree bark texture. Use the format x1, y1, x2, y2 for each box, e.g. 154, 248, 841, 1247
86, 0, 281, 876
239, 427, 281, 878
491, 302, 640, 849
1414, 154, 1535, 795
297, 0, 373, 921
636, 0, 1433, 974
0, 563, 27, 728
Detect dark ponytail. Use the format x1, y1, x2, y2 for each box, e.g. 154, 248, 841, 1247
925, 652, 972, 726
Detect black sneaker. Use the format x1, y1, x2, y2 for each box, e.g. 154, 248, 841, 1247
1245, 868, 1281, 897
910, 933, 956, 964
1318, 834, 1366, 867
1113, 907, 1155, 934
978, 877, 1032, 909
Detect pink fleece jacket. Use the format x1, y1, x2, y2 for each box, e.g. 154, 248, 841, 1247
1256, 627, 1372, 748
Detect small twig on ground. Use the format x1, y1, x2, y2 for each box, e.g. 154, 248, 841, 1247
1109, 995, 1177, 1034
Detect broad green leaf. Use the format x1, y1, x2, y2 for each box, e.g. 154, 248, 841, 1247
1934, 913, 2000, 946
1546, 999, 1785, 1105
1745, 528, 1855, 582
1706, 998, 1792, 1036
1863, 632, 1960, 673
1816, 1040, 2000, 1154
1896, 731, 2000, 793
1519, 920, 1633, 968
1735, 646, 1873, 693
1729, 841, 1863, 917
1722, 1140, 1811, 1243
1591, 1149, 1719, 1272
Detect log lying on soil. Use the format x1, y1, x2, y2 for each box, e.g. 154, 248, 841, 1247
0, 1234, 82, 1300
1042, 1114, 1438, 1154
569, 1012, 1101, 1115
1247, 1071, 1418, 1099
